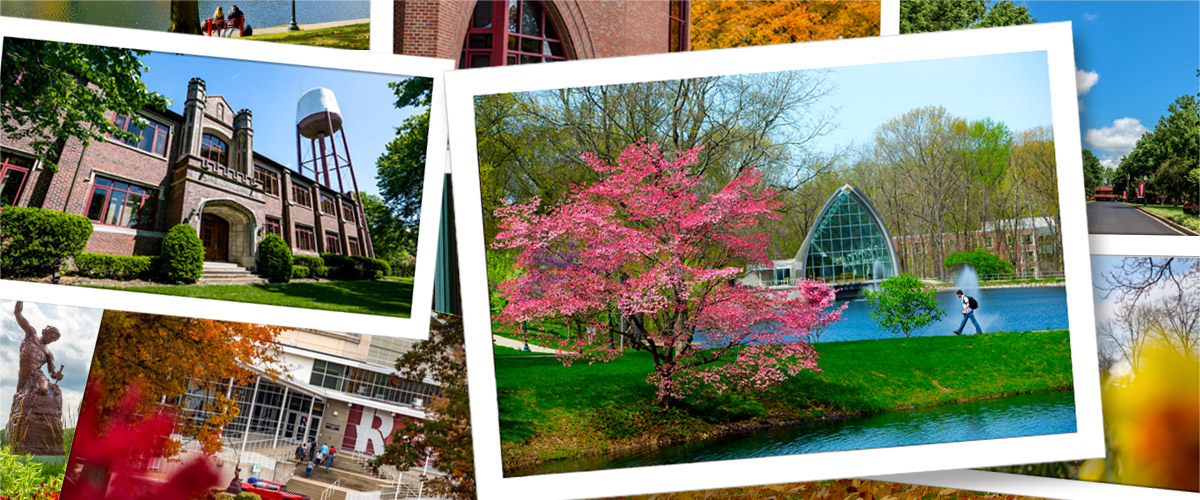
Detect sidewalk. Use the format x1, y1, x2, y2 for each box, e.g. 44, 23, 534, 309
246, 18, 368, 36
493, 334, 556, 353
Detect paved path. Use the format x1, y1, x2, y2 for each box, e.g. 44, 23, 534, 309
1086, 202, 1189, 235
243, 18, 368, 36
493, 334, 556, 353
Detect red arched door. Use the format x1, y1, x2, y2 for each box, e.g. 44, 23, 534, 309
200, 213, 230, 262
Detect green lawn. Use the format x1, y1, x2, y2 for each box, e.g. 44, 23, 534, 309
1137, 204, 1200, 232
495, 330, 1074, 470
92, 278, 413, 317
244, 23, 369, 50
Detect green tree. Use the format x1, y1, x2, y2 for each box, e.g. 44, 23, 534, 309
943, 249, 1015, 279
1082, 149, 1105, 195
0, 39, 170, 169
1118, 94, 1200, 191
359, 191, 415, 270
169, 0, 202, 35
376, 78, 432, 225
900, 0, 1036, 34
374, 314, 474, 500
1150, 156, 1196, 204
863, 274, 946, 338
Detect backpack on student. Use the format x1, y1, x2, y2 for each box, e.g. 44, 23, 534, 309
968, 296, 979, 309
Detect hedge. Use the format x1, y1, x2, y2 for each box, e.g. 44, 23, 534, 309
73, 253, 156, 280
292, 265, 310, 279
321, 253, 391, 280
293, 255, 327, 278
943, 249, 1015, 279
0, 206, 93, 278
256, 234, 293, 283
159, 224, 205, 284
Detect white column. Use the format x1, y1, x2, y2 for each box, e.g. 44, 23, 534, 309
239, 377, 262, 461
272, 386, 289, 450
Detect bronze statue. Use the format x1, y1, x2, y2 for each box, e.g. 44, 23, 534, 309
5, 301, 66, 455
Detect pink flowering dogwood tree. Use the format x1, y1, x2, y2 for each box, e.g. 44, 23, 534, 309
492, 141, 843, 406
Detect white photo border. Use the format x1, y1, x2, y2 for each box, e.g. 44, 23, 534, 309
0, 17, 453, 339
447, 22, 1104, 500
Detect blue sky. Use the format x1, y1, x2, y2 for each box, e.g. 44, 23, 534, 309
810, 51, 1053, 156
139, 52, 428, 197
1024, 0, 1200, 169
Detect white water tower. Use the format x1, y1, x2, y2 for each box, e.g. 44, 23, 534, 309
295, 87, 373, 256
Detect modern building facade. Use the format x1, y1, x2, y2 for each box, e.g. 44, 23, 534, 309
795, 185, 900, 285
394, 0, 690, 67
0, 77, 372, 269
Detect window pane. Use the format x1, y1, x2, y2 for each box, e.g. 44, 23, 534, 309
472, 0, 493, 27
507, 0, 518, 33
520, 37, 540, 54
468, 33, 491, 49
507, 54, 518, 65
507, 35, 518, 51
87, 187, 107, 221
0, 168, 28, 206
125, 192, 143, 228
153, 128, 168, 156
520, 1, 540, 36
520, 54, 541, 64
139, 126, 156, 153
104, 190, 127, 225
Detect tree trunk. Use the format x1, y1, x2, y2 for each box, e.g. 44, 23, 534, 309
170, 0, 202, 35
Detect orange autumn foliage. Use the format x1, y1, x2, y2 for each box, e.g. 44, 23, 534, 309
88, 311, 284, 456
690, 0, 881, 51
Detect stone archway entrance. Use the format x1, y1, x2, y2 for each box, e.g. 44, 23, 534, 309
200, 214, 230, 261
198, 200, 256, 269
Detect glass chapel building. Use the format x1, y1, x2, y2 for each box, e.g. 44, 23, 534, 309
795, 184, 899, 285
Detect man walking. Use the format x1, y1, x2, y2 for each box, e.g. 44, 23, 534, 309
953, 290, 982, 335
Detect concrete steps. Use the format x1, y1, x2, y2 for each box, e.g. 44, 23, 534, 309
199, 261, 268, 285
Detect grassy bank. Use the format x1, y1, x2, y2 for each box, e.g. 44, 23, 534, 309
496, 330, 1073, 471
91, 278, 413, 317
244, 23, 369, 50
1137, 204, 1200, 233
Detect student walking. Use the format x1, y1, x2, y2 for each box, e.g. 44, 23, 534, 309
294, 443, 306, 463
953, 289, 983, 335
305, 459, 314, 477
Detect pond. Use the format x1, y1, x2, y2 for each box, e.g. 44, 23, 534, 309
514, 389, 1077, 477
818, 286, 1069, 342
1, 0, 369, 31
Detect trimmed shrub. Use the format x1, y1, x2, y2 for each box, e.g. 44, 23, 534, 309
256, 234, 293, 283
943, 249, 1015, 279
354, 255, 391, 279
159, 224, 205, 284
292, 265, 310, 279
293, 255, 327, 278
388, 250, 417, 277
0, 206, 92, 278
73, 252, 155, 280
321, 253, 359, 280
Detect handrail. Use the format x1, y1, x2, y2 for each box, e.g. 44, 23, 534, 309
319, 479, 341, 500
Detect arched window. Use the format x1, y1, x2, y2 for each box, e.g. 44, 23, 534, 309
460, 1, 568, 69
200, 133, 228, 166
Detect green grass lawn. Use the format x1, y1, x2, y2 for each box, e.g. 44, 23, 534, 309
1137, 204, 1200, 232
92, 278, 413, 317
244, 23, 369, 50
495, 330, 1073, 469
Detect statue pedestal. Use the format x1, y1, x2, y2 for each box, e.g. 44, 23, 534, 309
5, 384, 65, 456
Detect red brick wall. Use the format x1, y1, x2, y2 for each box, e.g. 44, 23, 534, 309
394, 0, 674, 64
85, 228, 164, 256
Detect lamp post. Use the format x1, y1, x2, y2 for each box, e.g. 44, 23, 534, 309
288, 0, 300, 31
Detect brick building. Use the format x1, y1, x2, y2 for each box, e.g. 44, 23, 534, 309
0, 77, 372, 270
393, 0, 690, 67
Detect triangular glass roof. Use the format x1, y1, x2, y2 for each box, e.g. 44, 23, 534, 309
794, 185, 899, 284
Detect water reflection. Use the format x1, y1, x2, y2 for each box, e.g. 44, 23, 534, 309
1, 0, 368, 31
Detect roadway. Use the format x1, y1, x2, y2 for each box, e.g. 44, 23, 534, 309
1087, 202, 1192, 235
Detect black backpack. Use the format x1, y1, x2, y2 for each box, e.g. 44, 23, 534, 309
968, 296, 979, 309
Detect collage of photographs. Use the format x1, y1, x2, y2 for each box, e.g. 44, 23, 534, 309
0, 1, 1194, 500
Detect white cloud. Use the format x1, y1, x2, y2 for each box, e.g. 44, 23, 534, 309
1083, 12, 1099, 21
1085, 117, 1149, 159
1099, 156, 1121, 169
1076, 68, 1099, 96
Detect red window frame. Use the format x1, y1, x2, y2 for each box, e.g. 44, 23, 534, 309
320, 194, 336, 215
325, 231, 341, 254
342, 201, 356, 222
668, 0, 690, 52
295, 225, 317, 251
347, 236, 360, 257
200, 134, 228, 166
110, 112, 170, 157
85, 175, 158, 230
0, 154, 35, 207
292, 185, 313, 208
265, 216, 282, 236
460, 1, 568, 69
254, 167, 280, 196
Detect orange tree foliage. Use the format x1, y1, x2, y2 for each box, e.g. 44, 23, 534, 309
88, 311, 283, 456
603, 478, 1052, 500
374, 313, 473, 500
690, 1, 880, 51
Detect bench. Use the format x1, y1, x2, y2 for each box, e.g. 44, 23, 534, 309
203, 16, 245, 37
